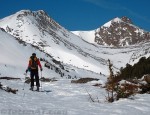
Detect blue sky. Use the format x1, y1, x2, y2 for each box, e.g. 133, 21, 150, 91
0, 0, 150, 31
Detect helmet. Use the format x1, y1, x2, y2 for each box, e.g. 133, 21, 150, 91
32, 53, 36, 56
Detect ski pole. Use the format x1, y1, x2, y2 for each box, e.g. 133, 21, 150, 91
22, 82, 25, 90
40, 71, 42, 90
23, 72, 27, 90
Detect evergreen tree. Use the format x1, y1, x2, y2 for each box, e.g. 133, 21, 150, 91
120, 56, 150, 79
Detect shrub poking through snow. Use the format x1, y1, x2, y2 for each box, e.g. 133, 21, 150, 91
0, 77, 20, 80
25, 77, 31, 84
0, 82, 2, 88
105, 59, 116, 102
40, 77, 57, 82
0, 82, 18, 94
25, 77, 57, 84
139, 83, 150, 94
105, 60, 139, 102
71, 78, 99, 84
116, 80, 139, 100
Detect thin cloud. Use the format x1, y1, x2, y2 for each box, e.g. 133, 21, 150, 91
123, 7, 150, 24
83, 0, 124, 10
83, 0, 150, 26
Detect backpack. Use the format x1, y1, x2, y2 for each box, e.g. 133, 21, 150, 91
30, 56, 38, 69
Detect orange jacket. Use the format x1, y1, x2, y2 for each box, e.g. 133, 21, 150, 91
28, 57, 42, 70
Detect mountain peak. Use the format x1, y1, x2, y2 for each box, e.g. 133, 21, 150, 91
103, 17, 122, 28
15, 9, 48, 18
34, 10, 48, 17
15, 10, 32, 16
112, 17, 122, 22
16, 10, 61, 30
121, 16, 133, 24
16, 9, 46, 14
102, 17, 133, 28
95, 16, 150, 47
0, 9, 63, 44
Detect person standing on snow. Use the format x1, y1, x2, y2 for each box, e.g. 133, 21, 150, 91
26, 53, 43, 91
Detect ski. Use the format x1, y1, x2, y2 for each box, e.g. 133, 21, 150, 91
30, 89, 52, 92
40, 90, 52, 92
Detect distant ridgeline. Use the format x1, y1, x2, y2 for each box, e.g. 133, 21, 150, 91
119, 57, 150, 79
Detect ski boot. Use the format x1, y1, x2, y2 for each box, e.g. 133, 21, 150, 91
36, 86, 39, 92
29, 86, 34, 91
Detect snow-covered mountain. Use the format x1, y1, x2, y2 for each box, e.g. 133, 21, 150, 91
0, 10, 109, 78
73, 16, 150, 47
1, 10, 150, 78
0, 11, 105, 73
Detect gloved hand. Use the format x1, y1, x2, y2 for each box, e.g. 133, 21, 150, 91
26, 69, 28, 73
40, 68, 43, 71
26, 67, 31, 73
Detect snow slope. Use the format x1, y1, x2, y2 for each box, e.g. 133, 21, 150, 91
0, 28, 103, 79
0, 28, 57, 78
72, 30, 96, 44
1, 79, 150, 115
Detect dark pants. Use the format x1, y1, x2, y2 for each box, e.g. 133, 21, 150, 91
30, 69, 40, 87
